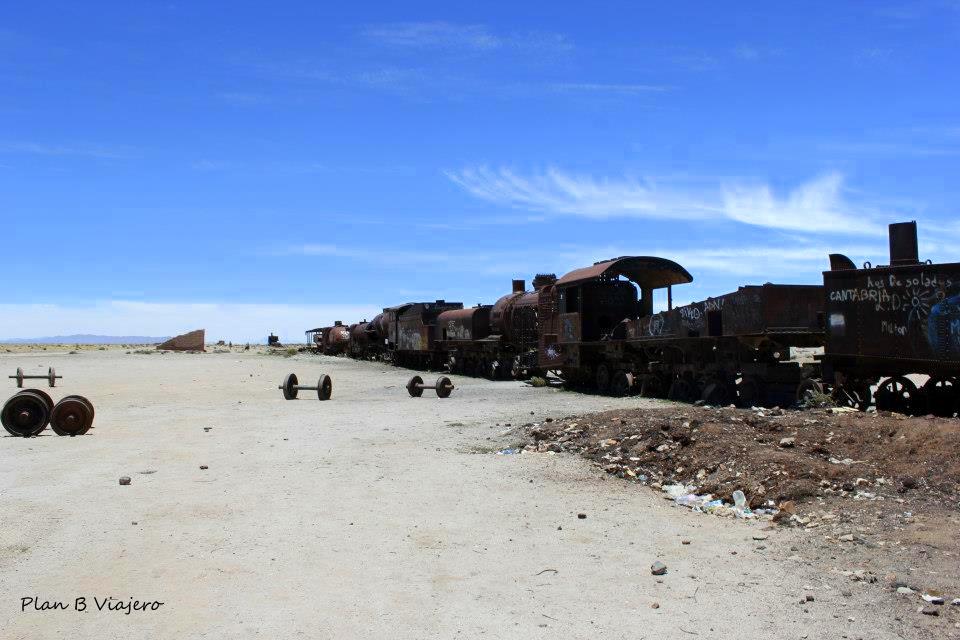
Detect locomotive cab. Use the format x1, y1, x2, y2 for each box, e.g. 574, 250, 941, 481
551, 256, 693, 344
540, 257, 692, 373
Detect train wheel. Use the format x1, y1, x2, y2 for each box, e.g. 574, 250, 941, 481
595, 364, 611, 395
639, 375, 662, 398
736, 376, 766, 408
922, 377, 958, 417
832, 381, 872, 411
610, 371, 634, 397
795, 378, 824, 407
700, 379, 732, 406
668, 378, 695, 403
875, 376, 920, 414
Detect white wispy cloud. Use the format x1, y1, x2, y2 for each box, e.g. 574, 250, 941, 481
445, 166, 720, 220
276, 237, 890, 282
0, 302, 381, 344
550, 82, 672, 94
360, 21, 572, 55
446, 166, 888, 235
721, 172, 883, 235
361, 22, 502, 50
191, 159, 230, 171
0, 141, 136, 159
733, 44, 760, 60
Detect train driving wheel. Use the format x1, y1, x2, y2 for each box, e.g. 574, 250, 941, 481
796, 378, 824, 407
700, 379, 732, 406
832, 382, 872, 411
595, 364, 611, 395
921, 376, 957, 417
639, 375, 664, 398
736, 376, 766, 408
875, 376, 919, 414
668, 378, 695, 403
610, 371, 634, 397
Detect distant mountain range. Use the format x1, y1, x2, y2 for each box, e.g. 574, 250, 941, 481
0, 334, 170, 344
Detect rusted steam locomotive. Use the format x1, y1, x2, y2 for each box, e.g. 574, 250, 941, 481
325, 221, 960, 415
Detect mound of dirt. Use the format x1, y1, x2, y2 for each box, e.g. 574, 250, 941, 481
523, 406, 960, 511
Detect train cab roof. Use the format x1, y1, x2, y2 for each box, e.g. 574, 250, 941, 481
555, 256, 693, 289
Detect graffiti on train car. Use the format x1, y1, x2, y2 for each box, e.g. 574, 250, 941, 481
444, 321, 472, 341
928, 293, 960, 356
398, 327, 424, 351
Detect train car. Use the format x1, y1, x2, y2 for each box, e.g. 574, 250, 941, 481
383, 300, 463, 369
434, 275, 553, 379
347, 321, 372, 359
320, 321, 350, 356
537, 256, 826, 406
629, 284, 824, 406
812, 221, 960, 415
537, 257, 693, 393
435, 305, 494, 375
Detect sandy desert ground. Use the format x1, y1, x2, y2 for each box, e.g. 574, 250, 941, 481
0, 347, 943, 639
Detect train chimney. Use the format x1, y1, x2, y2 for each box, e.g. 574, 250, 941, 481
532, 273, 557, 290
512, 279, 525, 293
889, 221, 919, 266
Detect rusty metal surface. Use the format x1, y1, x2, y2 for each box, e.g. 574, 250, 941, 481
436, 306, 491, 342
490, 290, 539, 341
823, 261, 960, 375
391, 300, 464, 353
349, 322, 371, 349
889, 221, 919, 266
322, 323, 350, 354
369, 313, 387, 341
558, 313, 581, 343
555, 256, 692, 288
630, 284, 824, 342
50, 395, 94, 436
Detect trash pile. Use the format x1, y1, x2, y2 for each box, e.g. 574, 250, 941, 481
521, 404, 960, 516
660, 485, 778, 519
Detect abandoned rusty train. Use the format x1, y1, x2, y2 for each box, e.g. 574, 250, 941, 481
312, 221, 960, 416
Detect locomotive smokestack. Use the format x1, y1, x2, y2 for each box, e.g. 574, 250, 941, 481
889, 221, 919, 266
532, 273, 557, 290
512, 279, 525, 293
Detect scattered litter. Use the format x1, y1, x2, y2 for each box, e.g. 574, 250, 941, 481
118, 476, 131, 486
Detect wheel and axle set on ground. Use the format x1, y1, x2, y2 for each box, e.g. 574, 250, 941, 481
406, 375, 455, 398
277, 372, 457, 400
279, 373, 333, 400
8, 367, 62, 388
1, 389, 95, 437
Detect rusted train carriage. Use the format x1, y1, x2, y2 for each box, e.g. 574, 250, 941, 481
383, 300, 463, 369
537, 256, 826, 406
320, 321, 350, 356
812, 221, 960, 415
630, 284, 824, 406
434, 275, 552, 379
537, 257, 693, 394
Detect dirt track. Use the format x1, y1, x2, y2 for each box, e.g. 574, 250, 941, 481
0, 349, 945, 639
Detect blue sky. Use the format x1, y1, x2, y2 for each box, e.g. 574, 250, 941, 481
3, 1, 959, 341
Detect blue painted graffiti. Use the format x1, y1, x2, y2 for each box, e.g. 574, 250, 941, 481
927, 293, 960, 356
